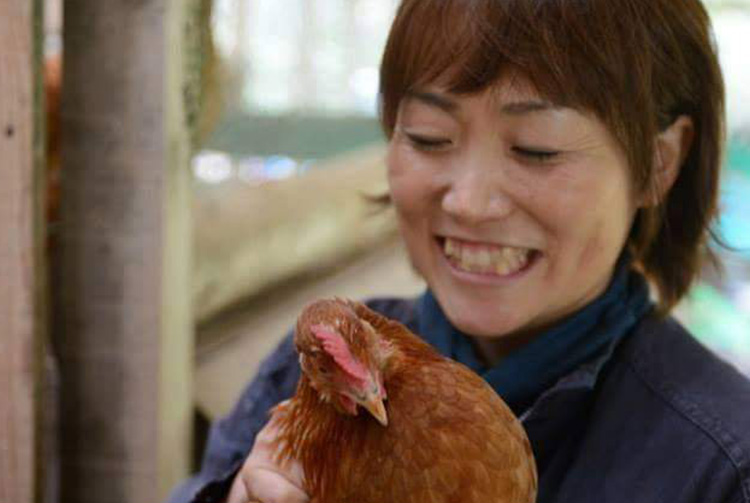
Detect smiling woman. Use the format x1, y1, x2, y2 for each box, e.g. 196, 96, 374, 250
379, 0, 724, 316
169, 1, 750, 503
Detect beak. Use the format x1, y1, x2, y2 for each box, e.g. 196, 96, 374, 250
360, 393, 388, 426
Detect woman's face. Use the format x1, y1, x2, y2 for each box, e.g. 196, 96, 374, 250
387, 77, 639, 342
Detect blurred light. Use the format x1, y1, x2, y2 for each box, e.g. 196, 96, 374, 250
236, 155, 300, 185
237, 156, 267, 185
193, 150, 234, 184
349, 66, 380, 115
224, 0, 399, 114
738, 283, 750, 315
212, 0, 239, 56
355, 0, 398, 30
264, 156, 298, 179
719, 172, 750, 254
299, 160, 316, 174
713, 11, 750, 134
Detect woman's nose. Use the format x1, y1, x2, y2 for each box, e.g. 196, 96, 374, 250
441, 167, 514, 225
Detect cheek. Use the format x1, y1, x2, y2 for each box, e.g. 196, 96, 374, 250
564, 174, 636, 268
386, 145, 434, 225
387, 145, 439, 276
578, 218, 610, 267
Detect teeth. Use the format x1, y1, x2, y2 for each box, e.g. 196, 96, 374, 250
443, 237, 532, 276
476, 249, 491, 268
495, 260, 510, 276
445, 238, 456, 257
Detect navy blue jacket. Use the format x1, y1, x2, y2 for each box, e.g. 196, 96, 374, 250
170, 297, 750, 503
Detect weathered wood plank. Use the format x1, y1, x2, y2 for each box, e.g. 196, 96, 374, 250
0, 1, 44, 503
59, 0, 193, 501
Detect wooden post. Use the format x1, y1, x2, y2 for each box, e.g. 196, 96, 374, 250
58, 0, 193, 501
0, 1, 45, 503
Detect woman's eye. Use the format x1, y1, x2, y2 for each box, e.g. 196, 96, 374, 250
405, 133, 452, 151
512, 146, 560, 162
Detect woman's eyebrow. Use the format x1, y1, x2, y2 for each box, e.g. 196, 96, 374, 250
404, 91, 559, 117
404, 91, 458, 114
500, 100, 559, 115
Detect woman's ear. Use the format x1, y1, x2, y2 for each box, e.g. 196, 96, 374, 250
640, 115, 695, 207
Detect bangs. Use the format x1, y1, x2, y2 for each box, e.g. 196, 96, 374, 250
379, 0, 643, 153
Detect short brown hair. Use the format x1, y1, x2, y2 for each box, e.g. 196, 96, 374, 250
378, 0, 726, 314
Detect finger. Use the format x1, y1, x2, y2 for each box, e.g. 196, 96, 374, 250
244, 450, 307, 491
226, 473, 249, 503
225, 471, 281, 503
243, 467, 310, 503
267, 400, 291, 420
248, 425, 306, 490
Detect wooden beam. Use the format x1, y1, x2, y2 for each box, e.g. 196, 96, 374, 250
0, 1, 45, 503
58, 0, 193, 501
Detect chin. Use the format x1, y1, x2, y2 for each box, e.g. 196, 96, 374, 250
443, 301, 528, 338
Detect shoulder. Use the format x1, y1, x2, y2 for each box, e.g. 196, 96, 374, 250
604, 314, 750, 501
620, 315, 750, 446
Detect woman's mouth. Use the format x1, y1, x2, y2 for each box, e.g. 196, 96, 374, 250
438, 236, 539, 277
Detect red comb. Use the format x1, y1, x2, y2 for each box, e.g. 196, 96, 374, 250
310, 324, 368, 383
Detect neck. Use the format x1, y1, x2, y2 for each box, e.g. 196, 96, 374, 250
470, 268, 617, 366
471, 331, 534, 366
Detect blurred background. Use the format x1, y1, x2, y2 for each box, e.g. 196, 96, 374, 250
32, 0, 750, 500
45, 0, 750, 447
158, 0, 750, 415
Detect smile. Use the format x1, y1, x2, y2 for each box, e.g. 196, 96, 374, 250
439, 236, 538, 277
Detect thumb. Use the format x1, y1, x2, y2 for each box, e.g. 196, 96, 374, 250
226, 473, 250, 503
242, 467, 309, 503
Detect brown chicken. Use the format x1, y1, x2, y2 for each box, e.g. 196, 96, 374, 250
270, 298, 538, 503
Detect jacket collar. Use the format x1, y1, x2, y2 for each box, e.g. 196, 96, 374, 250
415, 252, 654, 416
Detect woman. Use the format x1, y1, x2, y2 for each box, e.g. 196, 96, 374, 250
171, 0, 750, 501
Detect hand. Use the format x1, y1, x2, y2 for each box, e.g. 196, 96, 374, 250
227, 407, 309, 503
